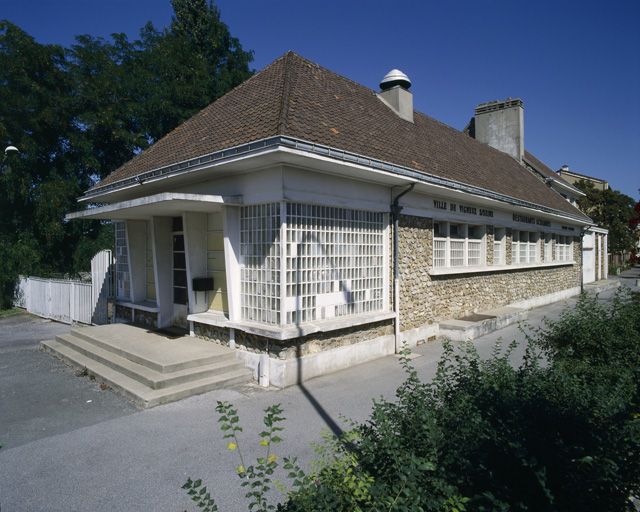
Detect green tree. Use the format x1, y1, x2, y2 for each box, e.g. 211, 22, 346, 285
575, 180, 635, 253
0, 1, 253, 308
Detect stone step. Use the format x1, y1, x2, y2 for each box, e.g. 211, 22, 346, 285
54, 333, 245, 390
42, 339, 251, 408
439, 306, 528, 342
69, 326, 235, 373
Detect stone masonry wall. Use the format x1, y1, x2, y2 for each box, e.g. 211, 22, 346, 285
193, 323, 231, 347
133, 309, 157, 330
486, 225, 495, 265
235, 320, 394, 360
398, 214, 581, 331
114, 305, 157, 329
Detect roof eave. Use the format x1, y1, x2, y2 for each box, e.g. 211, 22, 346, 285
81, 136, 591, 225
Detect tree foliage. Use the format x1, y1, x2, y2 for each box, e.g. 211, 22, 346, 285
575, 179, 636, 253
0, 1, 253, 308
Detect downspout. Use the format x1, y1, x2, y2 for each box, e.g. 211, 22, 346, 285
391, 183, 415, 353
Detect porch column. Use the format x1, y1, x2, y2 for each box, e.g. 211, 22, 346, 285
223, 206, 241, 322
125, 220, 148, 303
152, 216, 173, 328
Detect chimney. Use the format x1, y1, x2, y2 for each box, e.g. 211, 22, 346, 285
377, 69, 413, 123
473, 98, 524, 162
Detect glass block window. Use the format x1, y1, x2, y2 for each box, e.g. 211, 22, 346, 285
240, 204, 281, 325
114, 221, 130, 300
285, 204, 384, 324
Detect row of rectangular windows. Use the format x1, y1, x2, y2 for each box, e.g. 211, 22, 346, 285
434, 221, 574, 268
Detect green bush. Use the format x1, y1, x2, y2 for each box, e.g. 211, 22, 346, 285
284, 289, 640, 511
185, 290, 640, 511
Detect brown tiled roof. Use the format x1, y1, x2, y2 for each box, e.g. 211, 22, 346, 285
92, 52, 589, 221
523, 151, 583, 194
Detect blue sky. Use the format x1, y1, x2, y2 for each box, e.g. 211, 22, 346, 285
2, 0, 639, 200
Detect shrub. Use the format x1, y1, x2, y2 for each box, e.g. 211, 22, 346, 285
184, 290, 640, 511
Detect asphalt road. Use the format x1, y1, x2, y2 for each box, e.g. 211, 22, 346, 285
0, 278, 632, 512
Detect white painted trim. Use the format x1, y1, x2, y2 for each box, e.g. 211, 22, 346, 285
115, 300, 159, 313
222, 206, 241, 322
152, 216, 174, 329
68, 192, 242, 220
382, 213, 390, 313
430, 260, 576, 276
188, 310, 396, 341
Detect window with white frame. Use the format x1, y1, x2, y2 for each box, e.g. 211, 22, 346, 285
239, 203, 386, 327
114, 221, 130, 300
493, 228, 505, 265
433, 222, 486, 268
555, 235, 572, 262
512, 230, 539, 264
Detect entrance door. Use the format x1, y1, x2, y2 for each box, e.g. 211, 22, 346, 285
172, 216, 188, 328
583, 232, 596, 284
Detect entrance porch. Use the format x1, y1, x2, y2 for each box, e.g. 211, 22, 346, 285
41, 324, 251, 408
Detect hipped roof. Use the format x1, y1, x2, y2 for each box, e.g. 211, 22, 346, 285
91, 51, 589, 221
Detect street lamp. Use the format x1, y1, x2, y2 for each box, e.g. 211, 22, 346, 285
4, 145, 19, 157
2, 145, 20, 172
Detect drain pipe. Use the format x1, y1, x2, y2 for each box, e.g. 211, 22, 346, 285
391, 183, 415, 353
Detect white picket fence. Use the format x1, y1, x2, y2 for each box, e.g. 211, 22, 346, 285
14, 250, 113, 325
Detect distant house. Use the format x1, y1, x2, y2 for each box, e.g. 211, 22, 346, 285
68, 52, 592, 387
557, 166, 609, 191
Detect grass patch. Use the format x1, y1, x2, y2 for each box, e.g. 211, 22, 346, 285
0, 307, 25, 319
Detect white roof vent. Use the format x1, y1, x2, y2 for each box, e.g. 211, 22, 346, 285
380, 69, 411, 91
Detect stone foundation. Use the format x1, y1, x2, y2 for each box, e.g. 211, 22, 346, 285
235, 320, 394, 359
192, 319, 394, 360
114, 304, 158, 329
133, 309, 157, 329
193, 323, 231, 347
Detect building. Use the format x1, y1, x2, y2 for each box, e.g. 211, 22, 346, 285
557, 166, 609, 191
464, 100, 608, 284
68, 52, 592, 387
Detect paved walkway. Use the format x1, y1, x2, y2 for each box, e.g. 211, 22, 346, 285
0, 276, 635, 512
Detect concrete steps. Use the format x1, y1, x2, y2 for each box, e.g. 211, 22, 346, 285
41, 325, 251, 408
439, 306, 528, 342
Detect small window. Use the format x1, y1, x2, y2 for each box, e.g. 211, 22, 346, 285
449, 223, 463, 239
433, 221, 446, 238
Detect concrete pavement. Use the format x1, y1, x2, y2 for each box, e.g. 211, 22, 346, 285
0, 279, 633, 512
